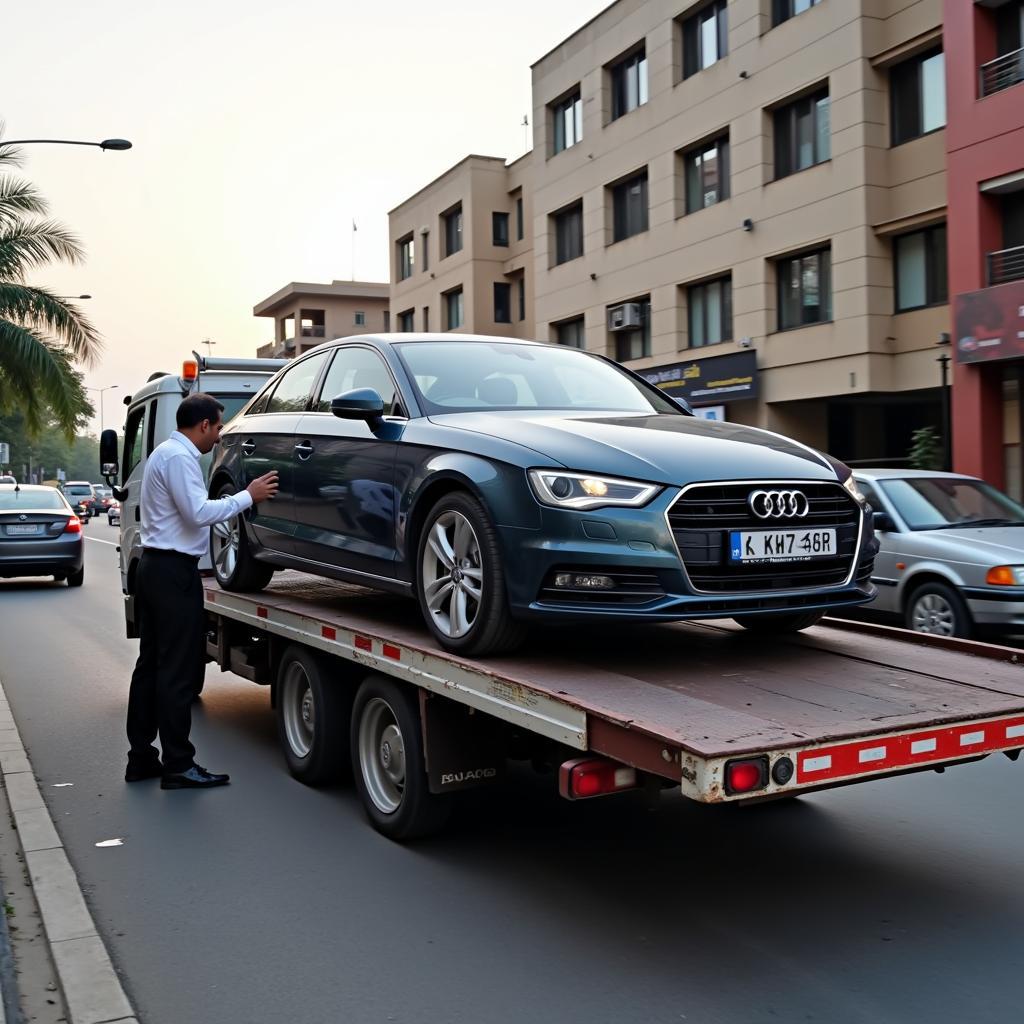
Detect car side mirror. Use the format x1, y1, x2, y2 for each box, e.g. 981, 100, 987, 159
671, 396, 694, 415
100, 429, 119, 482
873, 511, 896, 533
331, 388, 385, 426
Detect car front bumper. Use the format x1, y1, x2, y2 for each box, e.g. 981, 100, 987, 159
964, 587, 1024, 629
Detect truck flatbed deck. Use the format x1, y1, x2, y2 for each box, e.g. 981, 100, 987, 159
205, 573, 1024, 805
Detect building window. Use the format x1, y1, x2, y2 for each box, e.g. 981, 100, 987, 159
682, 0, 728, 79
397, 309, 414, 333
772, 0, 822, 28
891, 49, 945, 146
551, 90, 583, 154
555, 317, 585, 348
774, 88, 830, 179
518, 278, 526, 321
383, 311, 390, 332
516, 196, 524, 240
421, 230, 429, 272
553, 201, 584, 264
354, 311, 366, 326
894, 223, 947, 312
688, 277, 733, 347
423, 306, 430, 332
610, 46, 648, 121
397, 235, 414, 280
612, 171, 649, 242
444, 288, 464, 330
613, 299, 651, 362
985, 1, 1024, 95
684, 135, 729, 213
493, 212, 509, 247
777, 248, 832, 330
443, 204, 463, 257
494, 282, 512, 324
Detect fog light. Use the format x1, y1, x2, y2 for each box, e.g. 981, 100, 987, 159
724, 756, 768, 795
771, 756, 794, 785
553, 573, 616, 590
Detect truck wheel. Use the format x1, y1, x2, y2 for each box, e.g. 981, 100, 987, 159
734, 611, 824, 633
351, 675, 452, 841
415, 491, 527, 656
905, 582, 971, 638
210, 482, 274, 592
276, 646, 351, 785
66, 567, 84, 588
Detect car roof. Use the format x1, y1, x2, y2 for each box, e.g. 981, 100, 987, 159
852, 468, 981, 482
327, 332, 545, 347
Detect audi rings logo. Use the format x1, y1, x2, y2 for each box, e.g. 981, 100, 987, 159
748, 489, 810, 519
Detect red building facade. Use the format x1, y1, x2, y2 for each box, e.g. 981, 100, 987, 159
945, 0, 1024, 497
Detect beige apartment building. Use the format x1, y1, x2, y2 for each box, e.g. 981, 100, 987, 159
254, 280, 390, 359
390, 0, 950, 465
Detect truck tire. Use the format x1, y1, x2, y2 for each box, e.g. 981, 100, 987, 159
210, 482, 274, 592
415, 491, 527, 656
734, 610, 824, 633
351, 675, 452, 841
276, 646, 352, 785
904, 581, 972, 639
66, 567, 84, 588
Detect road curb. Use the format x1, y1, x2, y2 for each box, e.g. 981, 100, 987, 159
0, 680, 138, 1024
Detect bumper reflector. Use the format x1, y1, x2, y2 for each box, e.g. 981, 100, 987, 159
559, 757, 639, 800
724, 756, 769, 796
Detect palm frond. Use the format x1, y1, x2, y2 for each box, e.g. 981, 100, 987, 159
0, 284, 102, 365
0, 177, 48, 223
0, 122, 23, 171
0, 219, 86, 279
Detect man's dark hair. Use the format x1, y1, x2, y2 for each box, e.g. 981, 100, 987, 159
176, 393, 225, 429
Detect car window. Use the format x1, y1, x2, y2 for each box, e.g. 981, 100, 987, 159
856, 479, 882, 510
0, 489, 67, 511
879, 478, 1024, 530
266, 352, 330, 414
315, 347, 399, 414
123, 405, 147, 479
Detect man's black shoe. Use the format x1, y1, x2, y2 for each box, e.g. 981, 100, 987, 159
160, 765, 230, 790
125, 762, 163, 783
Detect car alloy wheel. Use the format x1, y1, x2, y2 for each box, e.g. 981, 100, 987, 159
420, 510, 483, 639
211, 516, 240, 582
911, 591, 957, 636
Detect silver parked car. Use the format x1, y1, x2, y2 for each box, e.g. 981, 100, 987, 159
853, 469, 1024, 639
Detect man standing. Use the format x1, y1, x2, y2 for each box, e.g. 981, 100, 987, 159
126, 393, 278, 789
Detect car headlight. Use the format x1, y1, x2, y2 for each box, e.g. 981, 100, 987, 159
843, 476, 868, 507
528, 470, 661, 511
986, 566, 1024, 586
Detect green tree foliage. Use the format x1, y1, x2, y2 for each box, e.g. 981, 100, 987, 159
908, 426, 942, 471
0, 128, 101, 437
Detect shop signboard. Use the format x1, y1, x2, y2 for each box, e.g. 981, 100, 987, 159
637, 349, 758, 405
954, 279, 1024, 364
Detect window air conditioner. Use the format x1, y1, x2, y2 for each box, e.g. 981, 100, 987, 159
607, 302, 642, 331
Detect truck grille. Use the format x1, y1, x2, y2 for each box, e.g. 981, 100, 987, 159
668, 482, 861, 594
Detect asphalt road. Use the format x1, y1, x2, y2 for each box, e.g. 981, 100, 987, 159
2, 523, 1024, 1024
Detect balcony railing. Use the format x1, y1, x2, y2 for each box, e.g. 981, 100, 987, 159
987, 244, 1024, 286
300, 325, 325, 338
980, 47, 1024, 97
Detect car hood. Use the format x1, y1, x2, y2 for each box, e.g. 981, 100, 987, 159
903, 525, 1024, 561
428, 411, 837, 485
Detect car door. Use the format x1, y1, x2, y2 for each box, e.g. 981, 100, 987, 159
291, 345, 402, 581
233, 350, 331, 554
855, 477, 900, 613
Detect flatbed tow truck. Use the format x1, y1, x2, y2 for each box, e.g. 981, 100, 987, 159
202, 570, 1024, 841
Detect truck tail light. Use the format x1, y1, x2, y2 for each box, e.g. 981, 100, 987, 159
724, 756, 768, 796
559, 757, 638, 800
64, 517, 81, 534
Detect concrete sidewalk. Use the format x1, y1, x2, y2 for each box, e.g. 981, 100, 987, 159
0, 678, 137, 1024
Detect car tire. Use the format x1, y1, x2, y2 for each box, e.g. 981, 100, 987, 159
351, 674, 452, 841
209, 481, 274, 592
734, 610, 824, 634
904, 581, 972, 639
66, 567, 84, 588
276, 645, 352, 786
415, 491, 527, 656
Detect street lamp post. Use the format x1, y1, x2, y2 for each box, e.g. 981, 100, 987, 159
86, 385, 119, 433
1, 138, 131, 151
937, 333, 952, 472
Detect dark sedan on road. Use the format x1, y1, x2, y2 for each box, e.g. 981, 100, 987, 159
0, 484, 84, 586
208, 335, 876, 654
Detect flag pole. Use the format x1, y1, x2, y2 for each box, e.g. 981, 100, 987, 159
351, 218, 357, 281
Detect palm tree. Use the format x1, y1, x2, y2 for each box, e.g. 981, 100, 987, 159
0, 129, 100, 435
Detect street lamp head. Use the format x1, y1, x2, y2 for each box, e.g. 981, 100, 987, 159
100, 139, 132, 151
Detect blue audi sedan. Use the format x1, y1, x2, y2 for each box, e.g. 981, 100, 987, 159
209, 335, 876, 655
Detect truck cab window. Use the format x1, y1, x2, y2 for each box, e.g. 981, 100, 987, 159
123, 406, 147, 479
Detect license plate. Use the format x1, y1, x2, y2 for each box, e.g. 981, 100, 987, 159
729, 528, 837, 563
6, 524, 42, 536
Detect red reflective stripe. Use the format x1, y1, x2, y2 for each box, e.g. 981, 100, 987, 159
797, 714, 1024, 783
322, 626, 336, 641
354, 635, 372, 651
256, 606, 268, 619
382, 644, 401, 660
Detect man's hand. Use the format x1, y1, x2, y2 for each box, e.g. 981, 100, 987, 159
247, 471, 279, 503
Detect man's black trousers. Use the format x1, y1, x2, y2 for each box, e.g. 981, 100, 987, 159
126, 548, 204, 773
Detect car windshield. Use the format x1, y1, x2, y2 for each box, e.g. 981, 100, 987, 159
395, 342, 678, 416
879, 477, 1024, 530
0, 489, 67, 511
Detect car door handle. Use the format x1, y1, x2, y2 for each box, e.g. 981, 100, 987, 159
294, 441, 314, 461
241, 439, 256, 455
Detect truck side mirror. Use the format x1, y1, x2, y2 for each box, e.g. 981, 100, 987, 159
100, 429, 119, 481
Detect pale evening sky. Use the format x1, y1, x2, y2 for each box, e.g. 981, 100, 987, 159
3, 0, 610, 433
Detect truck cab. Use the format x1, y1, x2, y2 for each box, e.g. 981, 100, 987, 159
107, 352, 285, 636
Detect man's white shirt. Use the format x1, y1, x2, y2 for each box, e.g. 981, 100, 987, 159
140, 431, 253, 558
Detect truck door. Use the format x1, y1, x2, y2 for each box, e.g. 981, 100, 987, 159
291, 345, 400, 579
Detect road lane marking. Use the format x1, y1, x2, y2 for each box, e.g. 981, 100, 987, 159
84, 536, 118, 547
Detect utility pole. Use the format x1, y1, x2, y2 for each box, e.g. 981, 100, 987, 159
202, 338, 216, 355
